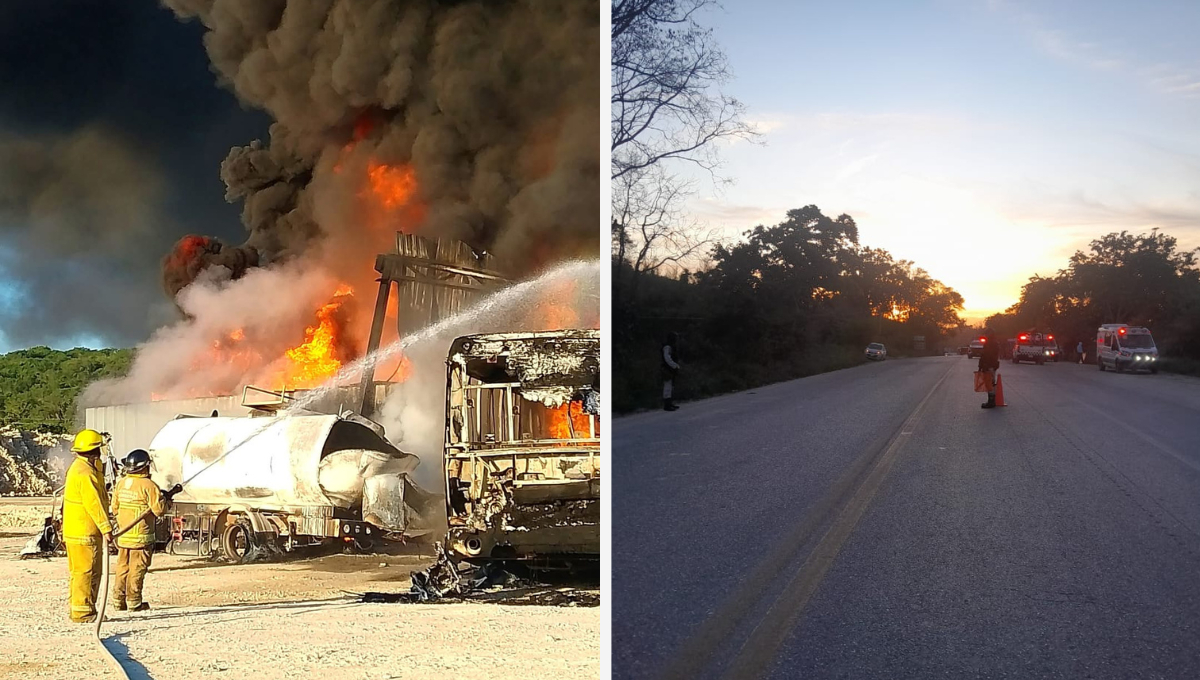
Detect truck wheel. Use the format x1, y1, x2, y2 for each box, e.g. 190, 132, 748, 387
1150, 367, 1159, 374
1116, 360, 1124, 373
220, 519, 258, 563
1098, 359, 1104, 371
1037, 358, 1045, 365
1012, 355, 1018, 364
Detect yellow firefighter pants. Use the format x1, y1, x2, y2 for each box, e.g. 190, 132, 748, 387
66, 542, 102, 622
113, 547, 154, 608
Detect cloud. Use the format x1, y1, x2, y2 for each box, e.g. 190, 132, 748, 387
990, 1, 1200, 100
685, 197, 783, 229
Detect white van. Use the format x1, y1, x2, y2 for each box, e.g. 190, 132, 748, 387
1096, 324, 1159, 374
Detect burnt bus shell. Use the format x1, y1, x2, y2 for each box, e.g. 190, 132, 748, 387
443, 330, 600, 564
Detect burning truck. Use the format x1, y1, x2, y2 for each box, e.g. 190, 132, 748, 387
443, 330, 600, 567
144, 410, 439, 560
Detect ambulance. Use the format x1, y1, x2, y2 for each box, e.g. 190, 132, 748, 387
1096, 324, 1159, 374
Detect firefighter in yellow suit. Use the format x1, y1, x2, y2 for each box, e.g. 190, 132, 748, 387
62, 429, 113, 623
110, 449, 166, 611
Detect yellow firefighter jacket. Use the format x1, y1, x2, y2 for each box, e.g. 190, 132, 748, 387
110, 473, 166, 549
62, 456, 113, 545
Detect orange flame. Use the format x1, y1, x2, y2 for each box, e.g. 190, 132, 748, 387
366, 161, 418, 209
272, 285, 355, 389
546, 401, 594, 439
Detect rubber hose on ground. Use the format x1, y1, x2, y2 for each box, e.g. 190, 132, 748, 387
93, 507, 152, 680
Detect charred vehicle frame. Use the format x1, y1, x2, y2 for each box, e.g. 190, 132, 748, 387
442, 330, 600, 569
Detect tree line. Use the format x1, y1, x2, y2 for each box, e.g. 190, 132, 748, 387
984, 230, 1200, 371
613, 205, 966, 412
0, 347, 133, 432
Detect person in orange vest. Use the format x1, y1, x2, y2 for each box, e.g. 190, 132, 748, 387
979, 328, 1001, 409
110, 449, 166, 611
62, 429, 113, 623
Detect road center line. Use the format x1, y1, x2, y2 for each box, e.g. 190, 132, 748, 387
716, 365, 953, 680
656, 362, 954, 680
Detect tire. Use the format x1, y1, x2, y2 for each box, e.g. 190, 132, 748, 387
220, 519, 258, 563
1012, 355, 1019, 364
1037, 358, 1045, 365
1151, 367, 1159, 374
1099, 358, 1105, 371
1116, 360, 1124, 373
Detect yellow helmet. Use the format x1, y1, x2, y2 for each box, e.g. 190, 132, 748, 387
71, 429, 105, 453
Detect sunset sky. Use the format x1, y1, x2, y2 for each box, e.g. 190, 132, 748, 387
682, 0, 1200, 323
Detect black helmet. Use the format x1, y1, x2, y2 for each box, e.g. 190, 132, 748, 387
124, 449, 151, 472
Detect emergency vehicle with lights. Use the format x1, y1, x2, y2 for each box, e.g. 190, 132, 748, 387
1097, 324, 1159, 374
1012, 331, 1057, 365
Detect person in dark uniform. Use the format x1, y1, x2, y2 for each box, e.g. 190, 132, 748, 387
662, 332, 680, 411
979, 328, 1001, 409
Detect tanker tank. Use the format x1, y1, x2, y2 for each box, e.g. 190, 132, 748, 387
146, 412, 437, 561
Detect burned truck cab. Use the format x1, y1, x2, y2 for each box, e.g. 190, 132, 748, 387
443, 330, 600, 567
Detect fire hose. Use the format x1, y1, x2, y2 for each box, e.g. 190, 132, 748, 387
93, 484, 183, 679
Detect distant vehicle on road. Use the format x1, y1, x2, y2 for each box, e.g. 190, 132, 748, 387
958, 346, 969, 355
865, 343, 887, 361
1044, 338, 1061, 362
1003, 338, 1016, 360
967, 338, 985, 359
1013, 331, 1057, 365
1097, 324, 1158, 374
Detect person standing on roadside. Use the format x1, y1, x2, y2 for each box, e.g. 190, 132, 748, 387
979, 329, 1001, 409
662, 332, 681, 411
1076, 340, 1085, 364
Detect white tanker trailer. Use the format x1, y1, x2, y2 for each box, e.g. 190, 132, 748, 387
146, 411, 438, 561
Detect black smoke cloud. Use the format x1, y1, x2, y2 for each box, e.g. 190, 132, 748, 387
0, 0, 270, 350
162, 0, 601, 288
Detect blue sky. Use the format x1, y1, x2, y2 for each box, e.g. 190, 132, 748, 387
684, 0, 1200, 321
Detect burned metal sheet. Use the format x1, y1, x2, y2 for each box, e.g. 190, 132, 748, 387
448, 330, 599, 407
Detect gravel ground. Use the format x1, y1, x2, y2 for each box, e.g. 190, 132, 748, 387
0, 519, 599, 680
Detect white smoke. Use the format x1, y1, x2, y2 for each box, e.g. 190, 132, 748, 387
84, 257, 345, 405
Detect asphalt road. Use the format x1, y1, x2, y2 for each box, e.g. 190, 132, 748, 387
613, 356, 1200, 679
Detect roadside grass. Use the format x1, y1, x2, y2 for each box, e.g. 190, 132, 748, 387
614, 345, 880, 413
1159, 356, 1200, 377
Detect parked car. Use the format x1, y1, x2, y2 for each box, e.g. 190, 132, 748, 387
865, 343, 887, 361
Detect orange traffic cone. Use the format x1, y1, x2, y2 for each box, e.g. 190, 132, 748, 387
995, 373, 1007, 407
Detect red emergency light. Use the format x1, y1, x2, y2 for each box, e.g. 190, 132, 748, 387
979, 336, 986, 343
1019, 334, 1028, 341
1047, 334, 1054, 340
1119, 327, 1126, 335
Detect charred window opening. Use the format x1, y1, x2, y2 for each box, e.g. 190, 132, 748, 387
459, 380, 600, 445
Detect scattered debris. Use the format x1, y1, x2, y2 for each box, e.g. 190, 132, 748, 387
360, 543, 599, 607
19, 517, 62, 559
